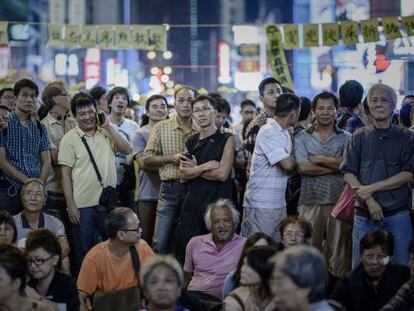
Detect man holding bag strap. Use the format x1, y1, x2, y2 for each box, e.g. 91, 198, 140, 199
59, 93, 131, 274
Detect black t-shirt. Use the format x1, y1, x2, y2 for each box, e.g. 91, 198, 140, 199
29, 271, 80, 311
182, 129, 233, 211
330, 263, 410, 311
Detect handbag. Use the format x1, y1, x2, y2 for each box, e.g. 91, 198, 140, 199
92, 246, 141, 311
331, 184, 355, 225
80, 136, 119, 210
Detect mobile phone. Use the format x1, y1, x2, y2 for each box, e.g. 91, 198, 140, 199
96, 112, 106, 126
181, 152, 192, 160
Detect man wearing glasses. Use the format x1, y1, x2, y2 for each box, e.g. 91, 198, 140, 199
143, 86, 199, 254
77, 207, 154, 311
40, 81, 76, 223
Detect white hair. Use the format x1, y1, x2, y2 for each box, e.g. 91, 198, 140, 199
367, 83, 397, 109
204, 199, 240, 231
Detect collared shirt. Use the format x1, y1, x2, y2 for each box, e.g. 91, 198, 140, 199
244, 118, 292, 209
0, 112, 51, 189
109, 118, 138, 185
340, 125, 414, 216
336, 107, 366, 134
143, 116, 199, 181
244, 110, 272, 167
295, 125, 351, 205
41, 113, 77, 194
13, 211, 65, 244
183, 233, 246, 299
58, 126, 117, 208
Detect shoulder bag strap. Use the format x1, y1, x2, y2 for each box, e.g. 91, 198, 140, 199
80, 135, 103, 186
129, 245, 141, 279
227, 292, 246, 311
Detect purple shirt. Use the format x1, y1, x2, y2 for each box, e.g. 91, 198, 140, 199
184, 233, 246, 299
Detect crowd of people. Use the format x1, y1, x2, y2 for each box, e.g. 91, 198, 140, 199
0, 76, 413, 311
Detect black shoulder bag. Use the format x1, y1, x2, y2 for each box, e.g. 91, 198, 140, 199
80, 135, 119, 211
92, 246, 141, 311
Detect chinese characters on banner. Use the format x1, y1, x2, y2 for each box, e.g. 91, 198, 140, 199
266, 25, 293, 90
47, 24, 167, 51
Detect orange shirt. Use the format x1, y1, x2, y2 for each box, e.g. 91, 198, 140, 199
77, 240, 154, 294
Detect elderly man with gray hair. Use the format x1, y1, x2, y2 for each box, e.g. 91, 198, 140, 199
270, 245, 334, 311
341, 83, 414, 267
183, 199, 246, 306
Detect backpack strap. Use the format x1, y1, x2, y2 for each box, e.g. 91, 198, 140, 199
129, 245, 140, 279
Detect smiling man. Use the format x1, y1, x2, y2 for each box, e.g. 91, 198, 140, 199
183, 199, 246, 304
0, 78, 51, 215
59, 92, 132, 273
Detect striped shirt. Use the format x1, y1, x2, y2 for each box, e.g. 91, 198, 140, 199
295, 125, 351, 205
0, 112, 50, 188
143, 116, 199, 181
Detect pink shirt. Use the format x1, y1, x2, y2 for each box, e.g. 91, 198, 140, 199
184, 233, 246, 299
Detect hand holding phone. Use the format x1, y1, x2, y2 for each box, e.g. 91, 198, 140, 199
96, 112, 106, 126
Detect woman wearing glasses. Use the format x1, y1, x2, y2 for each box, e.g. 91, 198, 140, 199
0, 243, 54, 311
278, 216, 313, 250
26, 229, 79, 311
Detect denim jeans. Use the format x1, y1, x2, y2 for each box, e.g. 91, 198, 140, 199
352, 210, 412, 267
152, 181, 188, 254
0, 187, 23, 215
71, 205, 108, 275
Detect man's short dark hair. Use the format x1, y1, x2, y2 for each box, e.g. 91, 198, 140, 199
299, 96, 312, 121
258, 77, 282, 96
0, 244, 28, 294
107, 87, 130, 106
339, 80, 364, 109
0, 87, 13, 99
25, 229, 62, 270
240, 99, 256, 110
274, 93, 301, 117
359, 230, 394, 256
71, 92, 96, 116
106, 207, 134, 239
89, 86, 107, 102
213, 97, 231, 116
145, 95, 168, 111
14, 78, 39, 97
191, 95, 215, 108
312, 91, 338, 110
174, 85, 199, 99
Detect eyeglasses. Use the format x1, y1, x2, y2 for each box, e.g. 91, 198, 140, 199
193, 107, 214, 115
120, 224, 141, 232
28, 255, 54, 266
283, 231, 305, 239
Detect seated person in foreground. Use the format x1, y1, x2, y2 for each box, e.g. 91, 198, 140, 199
183, 199, 246, 305
330, 230, 410, 311
77, 207, 154, 311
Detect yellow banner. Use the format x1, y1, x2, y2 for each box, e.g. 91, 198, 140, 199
266, 25, 293, 89
48, 24, 63, 47
130, 25, 167, 51
0, 22, 8, 44
361, 19, 380, 43
283, 24, 299, 49
341, 21, 359, 45
322, 23, 339, 46
97, 26, 115, 49
402, 16, 414, 36
382, 17, 401, 40
64, 25, 81, 48
303, 24, 319, 47
80, 25, 97, 48
115, 25, 132, 49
